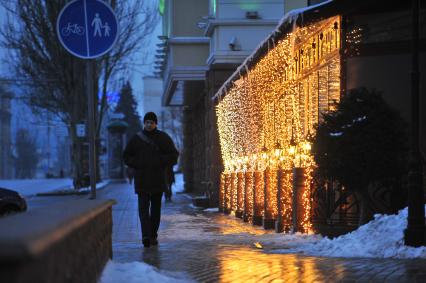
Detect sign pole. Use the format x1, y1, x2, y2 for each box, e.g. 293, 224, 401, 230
86, 59, 97, 199
57, 0, 118, 199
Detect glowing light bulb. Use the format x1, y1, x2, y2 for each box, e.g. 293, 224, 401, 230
303, 141, 311, 152
288, 145, 296, 156
274, 148, 282, 158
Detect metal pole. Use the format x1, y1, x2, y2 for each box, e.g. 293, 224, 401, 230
86, 60, 97, 199
404, 0, 425, 247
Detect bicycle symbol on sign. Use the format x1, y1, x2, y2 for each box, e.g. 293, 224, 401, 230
61, 22, 85, 36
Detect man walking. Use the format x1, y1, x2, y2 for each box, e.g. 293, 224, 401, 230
123, 112, 179, 247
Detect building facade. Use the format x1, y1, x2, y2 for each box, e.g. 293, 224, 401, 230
214, 0, 426, 233
141, 76, 163, 117
159, 0, 309, 197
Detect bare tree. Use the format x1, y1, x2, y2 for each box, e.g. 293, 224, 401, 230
15, 128, 39, 179
96, 0, 159, 136
0, 0, 159, 188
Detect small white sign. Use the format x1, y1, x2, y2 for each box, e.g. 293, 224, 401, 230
76, 124, 86, 137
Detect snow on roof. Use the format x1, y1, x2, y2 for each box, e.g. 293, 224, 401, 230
277, 0, 333, 29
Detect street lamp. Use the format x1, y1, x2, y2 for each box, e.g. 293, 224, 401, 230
404, 0, 425, 247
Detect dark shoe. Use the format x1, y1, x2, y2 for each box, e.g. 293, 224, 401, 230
142, 238, 150, 248
151, 238, 158, 245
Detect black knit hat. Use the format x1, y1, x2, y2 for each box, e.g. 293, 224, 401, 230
143, 112, 157, 123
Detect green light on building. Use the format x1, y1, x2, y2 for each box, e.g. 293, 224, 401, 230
159, 0, 165, 15
239, 1, 259, 11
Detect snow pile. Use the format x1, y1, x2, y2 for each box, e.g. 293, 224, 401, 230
99, 261, 193, 283
204, 207, 219, 212
274, 206, 426, 258
0, 178, 73, 196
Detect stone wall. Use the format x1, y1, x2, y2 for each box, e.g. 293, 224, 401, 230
0, 199, 115, 283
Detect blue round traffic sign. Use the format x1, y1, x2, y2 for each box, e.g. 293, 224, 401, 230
57, 0, 118, 59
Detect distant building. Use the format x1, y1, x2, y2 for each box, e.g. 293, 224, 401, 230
141, 76, 183, 166
158, 0, 308, 195
141, 76, 163, 116
212, 0, 426, 233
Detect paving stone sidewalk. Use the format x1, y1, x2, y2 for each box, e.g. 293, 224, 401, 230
101, 182, 426, 283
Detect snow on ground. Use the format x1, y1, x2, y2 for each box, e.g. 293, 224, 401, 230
0, 178, 111, 196
0, 178, 73, 196
99, 261, 194, 283
204, 207, 219, 212
182, 203, 426, 259
45, 180, 110, 194
266, 205, 426, 259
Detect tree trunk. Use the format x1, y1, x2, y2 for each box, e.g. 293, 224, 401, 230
356, 189, 374, 226
70, 123, 84, 190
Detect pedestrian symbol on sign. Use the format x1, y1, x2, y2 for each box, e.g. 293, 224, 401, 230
104, 22, 111, 37
91, 13, 112, 37
92, 13, 103, 37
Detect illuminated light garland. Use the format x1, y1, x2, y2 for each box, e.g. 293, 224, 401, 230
284, 171, 294, 231
244, 171, 254, 222
277, 169, 293, 232
219, 173, 225, 211
302, 161, 314, 232
264, 167, 278, 220
254, 171, 264, 218
224, 173, 231, 213
236, 172, 245, 217
216, 16, 341, 232
230, 173, 237, 212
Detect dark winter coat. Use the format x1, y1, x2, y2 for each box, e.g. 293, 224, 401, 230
123, 129, 179, 194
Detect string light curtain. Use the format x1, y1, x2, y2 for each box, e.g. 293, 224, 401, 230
217, 16, 341, 232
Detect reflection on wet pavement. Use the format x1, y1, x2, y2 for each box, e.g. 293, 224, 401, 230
103, 184, 426, 283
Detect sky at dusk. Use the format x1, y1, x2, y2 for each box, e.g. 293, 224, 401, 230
0, 1, 162, 108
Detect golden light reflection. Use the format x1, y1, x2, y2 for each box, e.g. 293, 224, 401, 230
217, 16, 341, 232
217, 249, 327, 282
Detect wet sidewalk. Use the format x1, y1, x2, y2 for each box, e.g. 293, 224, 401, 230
102, 182, 426, 283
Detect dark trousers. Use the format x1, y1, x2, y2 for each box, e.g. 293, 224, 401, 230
137, 192, 163, 240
